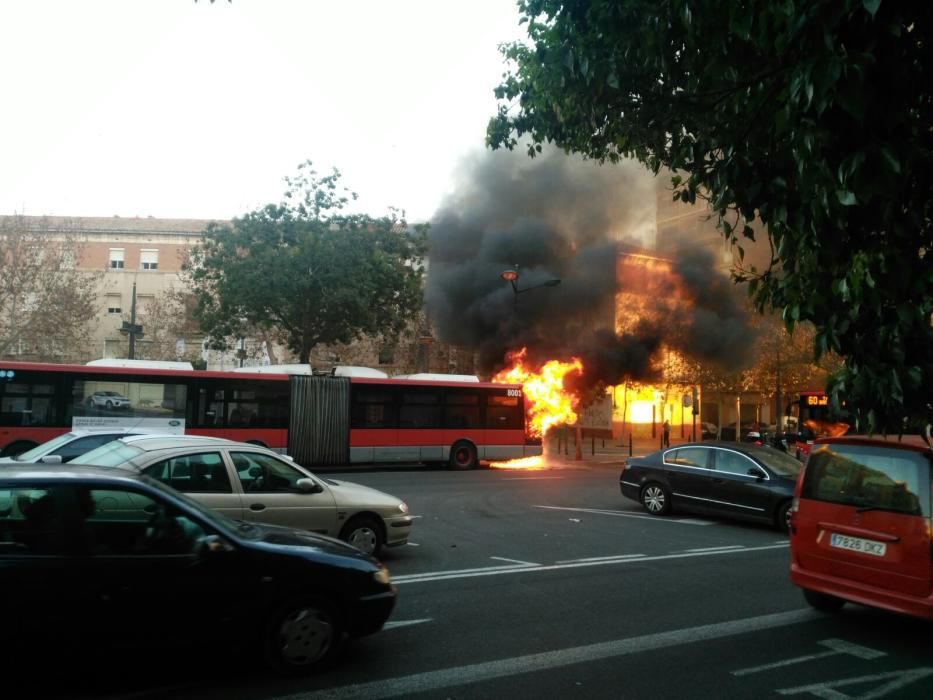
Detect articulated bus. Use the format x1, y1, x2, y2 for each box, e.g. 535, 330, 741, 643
0, 361, 541, 469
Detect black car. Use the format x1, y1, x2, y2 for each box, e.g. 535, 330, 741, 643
0, 464, 396, 675
619, 441, 804, 531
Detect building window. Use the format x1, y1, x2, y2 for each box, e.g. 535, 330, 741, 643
106, 296, 122, 315
378, 345, 395, 365
140, 249, 159, 271
109, 248, 125, 269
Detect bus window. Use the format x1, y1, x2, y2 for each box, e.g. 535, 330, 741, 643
350, 387, 397, 429
399, 390, 441, 429
444, 390, 481, 429
0, 376, 56, 427
486, 394, 523, 430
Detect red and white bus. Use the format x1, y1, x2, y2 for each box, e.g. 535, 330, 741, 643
0, 360, 541, 469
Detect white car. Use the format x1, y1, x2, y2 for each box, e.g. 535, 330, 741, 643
74, 434, 412, 556
0, 429, 150, 465
86, 391, 131, 409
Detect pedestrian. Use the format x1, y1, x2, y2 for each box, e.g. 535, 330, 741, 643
662, 419, 671, 448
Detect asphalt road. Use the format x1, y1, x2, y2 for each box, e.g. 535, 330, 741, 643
65, 465, 933, 699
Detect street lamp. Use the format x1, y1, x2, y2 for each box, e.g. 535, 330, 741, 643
500, 266, 561, 309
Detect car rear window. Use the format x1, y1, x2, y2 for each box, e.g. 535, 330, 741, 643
802, 443, 932, 517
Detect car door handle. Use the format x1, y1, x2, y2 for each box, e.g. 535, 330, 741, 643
249, 503, 266, 512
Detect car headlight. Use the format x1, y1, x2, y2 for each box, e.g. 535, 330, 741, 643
398, 502, 409, 514
373, 566, 392, 585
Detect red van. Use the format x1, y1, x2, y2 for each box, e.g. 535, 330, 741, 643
789, 435, 933, 619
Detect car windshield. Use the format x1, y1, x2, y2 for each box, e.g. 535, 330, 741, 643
754, 448, 804, 476
14, 432, 79, 462
74, 441, 145, 468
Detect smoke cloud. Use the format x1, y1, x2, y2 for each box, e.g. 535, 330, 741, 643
425, 149, 755, 398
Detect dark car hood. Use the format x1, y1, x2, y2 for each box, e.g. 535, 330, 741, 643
246, 521, 371, 559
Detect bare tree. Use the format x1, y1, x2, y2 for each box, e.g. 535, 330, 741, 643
0, 215, 100, 362
132, 288, 204, 363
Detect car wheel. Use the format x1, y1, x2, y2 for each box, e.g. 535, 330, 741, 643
264, 596, 344, 675
640, 482, 671, 515
340, 515, 384, 557
105, 400, 114, 409
776, 500, 793, 534
802, 589, 846, 612
448, 440, 478, 470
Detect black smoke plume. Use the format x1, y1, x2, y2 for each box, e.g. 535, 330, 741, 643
425, 149, 755, 399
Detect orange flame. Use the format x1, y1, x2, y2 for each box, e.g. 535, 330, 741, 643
491, 347, 583, 438
490, 456, 545, 470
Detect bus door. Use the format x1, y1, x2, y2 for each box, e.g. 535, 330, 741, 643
288, 376, 351, 467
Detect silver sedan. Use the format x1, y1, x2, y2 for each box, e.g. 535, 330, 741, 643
74, 434, 412, 556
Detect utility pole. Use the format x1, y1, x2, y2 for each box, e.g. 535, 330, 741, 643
120, 282, 144, 358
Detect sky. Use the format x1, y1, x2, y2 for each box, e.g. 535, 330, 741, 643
0, 0, 528, 223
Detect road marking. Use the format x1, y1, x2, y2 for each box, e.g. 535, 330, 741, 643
279, 609, 820, 700
490, 556, 539, 566
382, 618, 432, 631
733, 639, 885, 676
533, 504, 714, 525
556, 554, 646, 563
683, 545, 746, 553
405, 542, 420, 547
776, 667, 933, 697
409, 515, 423, 519
391, 542, 788, 584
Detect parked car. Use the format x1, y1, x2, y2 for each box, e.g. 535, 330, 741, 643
86, 391, 131, 409
0, 429, 149, 464
74, 434, 412, 556
789, 435, 933, 619
0, 463, 395, 673
619, 441, 804, 531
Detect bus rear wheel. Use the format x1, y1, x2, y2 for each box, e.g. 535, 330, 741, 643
448, 441, 478, 470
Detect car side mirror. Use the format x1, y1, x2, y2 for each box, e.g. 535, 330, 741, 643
199, 534, 235, 556
747, 466, 767, 480
296, 478, 323, 494
39, 455, 63, 464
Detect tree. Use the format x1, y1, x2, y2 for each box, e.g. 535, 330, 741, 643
0, 215, 100, 362
487, 1, 933, 433
185, 161, 427, 364
132, 288, 205, 363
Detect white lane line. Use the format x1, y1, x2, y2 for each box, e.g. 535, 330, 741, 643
392, 542, 789, 584
279, 609, 821, 700
382, 618, 432, 631
409, 515, 423, 519
490, 556, 539, 566
556, 554, 646, 564
683, 545, 746, 553
732, 638, 885, 676
405, 542, 420, 547
777, 667, 933, 697
533, 504, 714, 525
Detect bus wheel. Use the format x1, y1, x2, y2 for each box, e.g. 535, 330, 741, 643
1, 441, 37, 457
449, 441, 478, 470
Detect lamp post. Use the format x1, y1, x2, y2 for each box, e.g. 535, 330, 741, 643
500, 266, 561, 310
